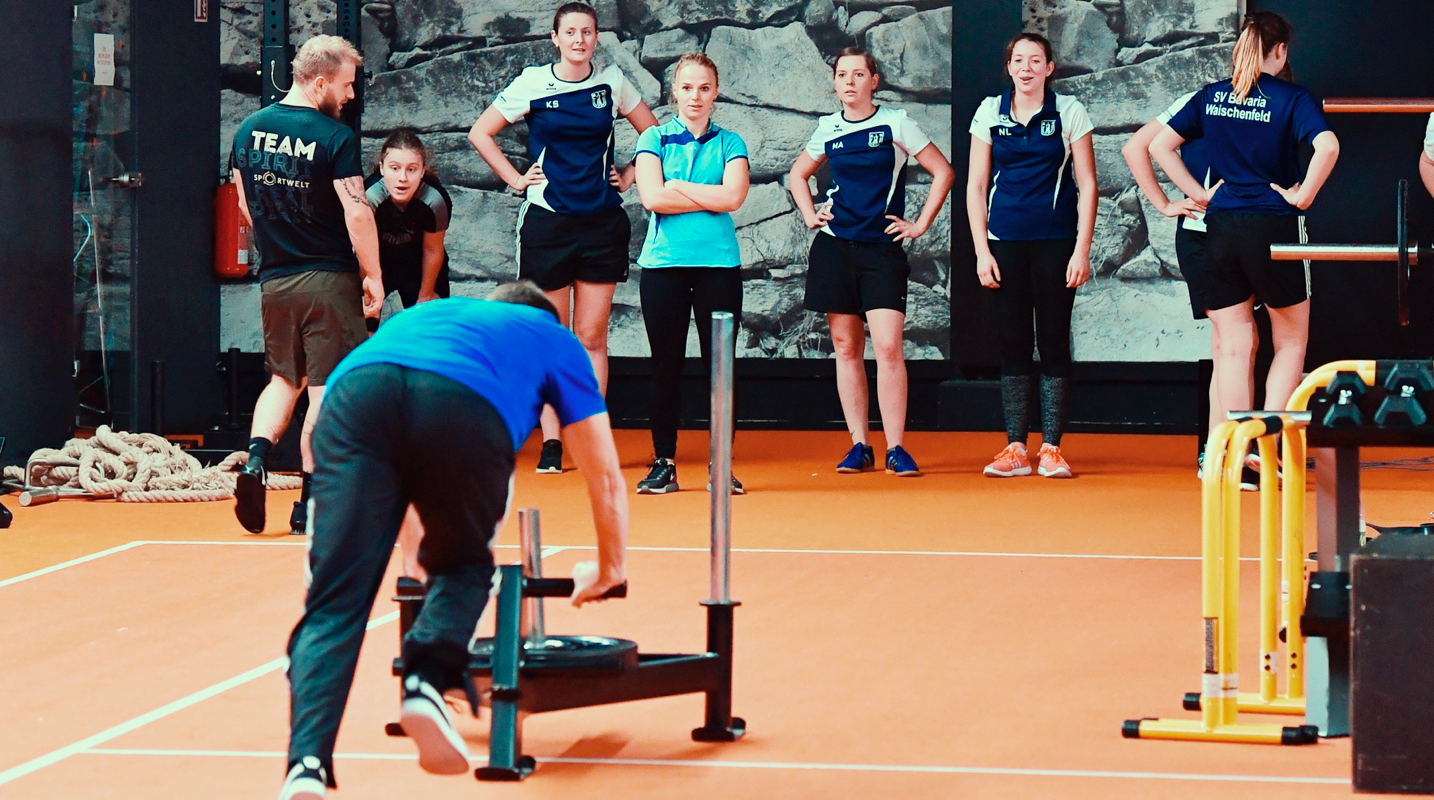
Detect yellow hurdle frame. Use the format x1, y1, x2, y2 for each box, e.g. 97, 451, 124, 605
1124, 360, 1377, 744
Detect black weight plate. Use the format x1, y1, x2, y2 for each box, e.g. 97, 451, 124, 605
469, 635, 638, 672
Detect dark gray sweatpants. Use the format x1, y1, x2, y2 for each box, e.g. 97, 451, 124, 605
284, 364, 513, 784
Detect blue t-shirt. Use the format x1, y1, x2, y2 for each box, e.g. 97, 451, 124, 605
1157, 91, 1216, 233
1164, 76, 1331, 215
635, 118, 748, 269
492, 63, 643, 216
970, 90, 1094, 241
804, 106, 931, 243
326, 298, 607, 451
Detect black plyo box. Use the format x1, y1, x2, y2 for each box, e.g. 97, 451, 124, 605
1352, 534, 1434, 794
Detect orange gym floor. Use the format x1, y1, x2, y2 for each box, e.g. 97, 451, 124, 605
2, 430, 1430, 799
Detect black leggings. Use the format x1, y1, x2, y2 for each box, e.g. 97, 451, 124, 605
640, 267, 742, 459
286, 364, 513, 782
988, 239, 1078, 378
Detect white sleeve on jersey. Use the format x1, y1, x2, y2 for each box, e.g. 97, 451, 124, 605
1423, 113, 1434, 161
612, 68, 643, 116
1057, 95, 1094, 144
492, 68, 539, 123
968, 96, 1001, 144
1158, 91, 1198, 126
803, 115, 833, 161
895, 109, 932, 159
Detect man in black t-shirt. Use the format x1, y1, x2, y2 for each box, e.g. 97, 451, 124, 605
229, 34, 384, 536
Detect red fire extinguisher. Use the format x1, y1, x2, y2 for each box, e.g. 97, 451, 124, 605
214, 178, 250, 279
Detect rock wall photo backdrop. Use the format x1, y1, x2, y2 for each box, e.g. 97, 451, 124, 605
218, 0, 954, 359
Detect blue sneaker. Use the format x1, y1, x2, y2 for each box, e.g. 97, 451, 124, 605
836, 443, 875, 473
885, 446, 921, 477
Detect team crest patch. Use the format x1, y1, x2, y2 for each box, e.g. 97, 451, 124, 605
591, 89, 608, 108
868, 131, 885, 147
1040, 120, 1056, 136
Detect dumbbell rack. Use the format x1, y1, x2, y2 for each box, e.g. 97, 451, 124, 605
1300, 359, 1434, 736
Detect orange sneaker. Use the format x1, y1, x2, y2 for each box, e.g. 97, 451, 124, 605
983, 443, 1031, 477
1037, 444, 1073, 478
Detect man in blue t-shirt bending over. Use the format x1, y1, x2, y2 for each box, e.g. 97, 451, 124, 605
278, 282, 628, 800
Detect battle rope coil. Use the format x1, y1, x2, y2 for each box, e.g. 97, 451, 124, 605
0, 425, 300, 503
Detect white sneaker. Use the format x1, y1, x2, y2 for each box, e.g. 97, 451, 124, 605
399, 674, 471, 775
277, 757, 327, 800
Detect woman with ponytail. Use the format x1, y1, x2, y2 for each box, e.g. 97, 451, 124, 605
1150, 12, 1338, 438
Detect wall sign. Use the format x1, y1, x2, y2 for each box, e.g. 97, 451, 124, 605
194, 0, 209, 22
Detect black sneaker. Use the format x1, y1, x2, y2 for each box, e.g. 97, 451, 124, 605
277, 756, 328, 800
1239, 466, 1260, 492
706, 471, 746, 495
234, 455, 267, 533
637, 458, 679, 494
399, 673, 471, 775
536, 439, 563, 474
289, 500, 308, 536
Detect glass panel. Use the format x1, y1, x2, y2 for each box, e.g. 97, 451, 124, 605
72, 0, 135, 431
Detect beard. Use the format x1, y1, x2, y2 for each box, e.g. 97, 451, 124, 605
317, 90, 345, 120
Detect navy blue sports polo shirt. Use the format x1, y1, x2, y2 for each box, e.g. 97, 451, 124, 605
803, 106, 932, 243
1164, 76, 1330, 215
970, 90, 1094, 241
1157, 91, 1216, 233
493, 63, 642, 216
326, 298, 607, 451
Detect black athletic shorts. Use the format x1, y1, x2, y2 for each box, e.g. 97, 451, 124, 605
260, 269, 367, 387
1175, 225, 1208, 320
803, 233, 910, 316
1204, 212, 1307, 311
516, 203, 630, 291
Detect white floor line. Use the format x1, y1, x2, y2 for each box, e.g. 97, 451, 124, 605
0, 610, 399, 788
133, 540, 1227, 561
0, 541, 147, 588
76, 748, 1348, 785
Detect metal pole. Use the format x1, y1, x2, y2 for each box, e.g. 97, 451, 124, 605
149, 360, 165, 437
709, 312, 734, 604
517, 508, 545, 647
1269, 244, 1416, 263
227, 347, 242, 429
1323, 97, 1434, 114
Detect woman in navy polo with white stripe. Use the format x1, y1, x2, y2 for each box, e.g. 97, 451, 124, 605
468, 1, 658, 475
789, 47, 954, 478
1151, 12, 1338, 425
967, 32, 1096, 480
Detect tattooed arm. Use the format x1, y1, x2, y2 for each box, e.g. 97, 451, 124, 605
335, 175, 384, 317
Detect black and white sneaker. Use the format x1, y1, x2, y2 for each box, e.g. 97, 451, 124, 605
277, 756, 327, 800
399, 673, 471, 775
636, 458, 679, 494
234, 456, 267, 533
289, 500, 308, 536
706, 470, 746, 495
536, 439, 563, 474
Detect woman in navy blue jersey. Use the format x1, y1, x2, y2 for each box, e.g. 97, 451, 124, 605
789, 47, 954, 478
967, 33, 1096, 480
468, 1, 658, 474
1150, 12, 1338, 427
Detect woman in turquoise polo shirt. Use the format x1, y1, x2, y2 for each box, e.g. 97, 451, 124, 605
632, 52, 750, 495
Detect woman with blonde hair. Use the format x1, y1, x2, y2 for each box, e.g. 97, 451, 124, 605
1150, 12, 1338, 444
632, 53, 750, 494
